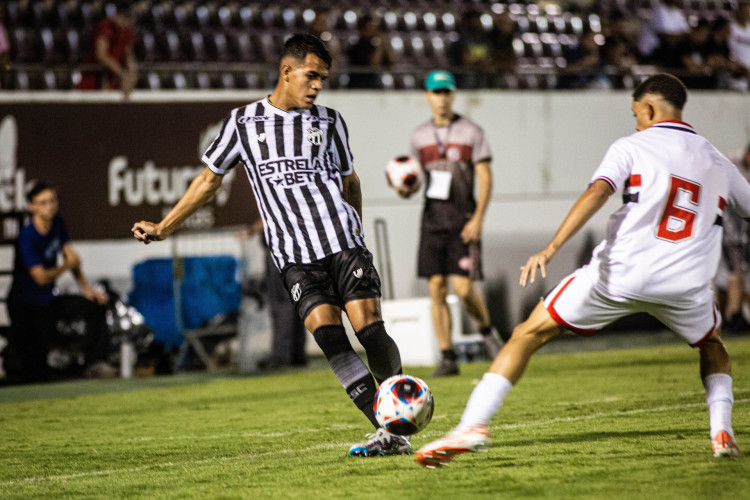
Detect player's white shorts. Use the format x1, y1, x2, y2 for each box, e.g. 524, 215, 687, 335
542, 268, 719, 347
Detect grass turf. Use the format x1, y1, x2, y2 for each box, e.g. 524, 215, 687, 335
0, 337, 748, 499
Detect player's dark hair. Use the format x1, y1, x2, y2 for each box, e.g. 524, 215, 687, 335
632, 73, 688, 110
281, 34, 332, 68
26, 181, 56, 203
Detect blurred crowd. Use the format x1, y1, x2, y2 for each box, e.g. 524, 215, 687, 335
0, 0, 749, 91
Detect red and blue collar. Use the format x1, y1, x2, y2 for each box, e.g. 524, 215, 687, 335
652, 121, 696, 134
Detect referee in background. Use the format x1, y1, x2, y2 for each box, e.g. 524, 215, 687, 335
132, 34, 410, 458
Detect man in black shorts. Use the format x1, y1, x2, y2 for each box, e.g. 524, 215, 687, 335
398, 70, 501, 377
132, 34, 407, 457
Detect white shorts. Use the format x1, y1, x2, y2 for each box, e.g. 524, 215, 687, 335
542, 268, 719, 347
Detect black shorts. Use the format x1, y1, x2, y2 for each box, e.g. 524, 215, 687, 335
281, 246, 382, 321
418, 229, 483, 280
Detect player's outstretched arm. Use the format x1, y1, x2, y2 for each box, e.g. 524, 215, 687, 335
132, 167, 223, 244
519, 179, 613, 287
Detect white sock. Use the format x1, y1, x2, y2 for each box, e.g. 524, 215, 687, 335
703, 373, 734, 439
457, 372, 513, 429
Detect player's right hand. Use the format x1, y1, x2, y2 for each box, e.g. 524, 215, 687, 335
131, 221, 162, 244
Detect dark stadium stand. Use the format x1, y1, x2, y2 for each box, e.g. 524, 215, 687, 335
0, 0, 743, 90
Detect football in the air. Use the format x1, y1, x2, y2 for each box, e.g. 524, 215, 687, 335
374, 374, 434, 435
385, 156, 423, 192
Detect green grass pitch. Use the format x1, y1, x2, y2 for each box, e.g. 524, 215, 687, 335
1, 338, 748, 499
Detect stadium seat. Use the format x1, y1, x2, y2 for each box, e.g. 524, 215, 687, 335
427, 34, 449, 66
228, 32, 255, 62
186, 31, 207, 62
62, 28, 81, 64
145, 71, 162, 90
194, 71, 212, 90
172, 72, 189, 90
10, 28, 34, 63
389, 33, 406, 61
14, 70, 31, 90
38, 28, 61, 64
440, 12, 456, 31
135, 31, 158, 62
207, 32, 230, 62
129, 256, 241, 350
158, 30, 183, 61
217, 5, 234, 28
219, 72, 236, 89
422, 11, 438, 31
402, 11, 419, 31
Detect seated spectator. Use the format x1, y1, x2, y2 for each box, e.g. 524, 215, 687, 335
78, 2, 138, 97
557, 28, 606, 89
638, 0, 689, 62
450, 9, 494, 88
6, 182, 111, 383
601, 11, 639, 88
488, 11, 518, 88
708, 18, 749, 90
729, 0, 750, 78
346, 14, 394, 89
677, 20, 715, 88
0, 9, 9, 89
309, 9, 342, 85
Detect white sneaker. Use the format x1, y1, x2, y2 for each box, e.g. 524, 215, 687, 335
712, 430, 741, 457
349, 428, 412, 457
414, 425, 490, 468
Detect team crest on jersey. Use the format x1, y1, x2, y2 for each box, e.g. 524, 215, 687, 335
291, 283, 301, 302
257, 132, 266, 143
307, 127, 324, 145
447, 147, 461, 162
353, 268, 363, 279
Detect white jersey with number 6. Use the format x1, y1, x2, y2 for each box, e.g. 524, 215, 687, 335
586, 121, 750, 303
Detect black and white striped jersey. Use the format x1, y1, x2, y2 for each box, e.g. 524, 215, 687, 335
202, 98, 365, 271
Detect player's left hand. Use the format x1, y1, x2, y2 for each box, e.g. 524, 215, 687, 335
519, 249, 554, 287
461, 218, 482, 243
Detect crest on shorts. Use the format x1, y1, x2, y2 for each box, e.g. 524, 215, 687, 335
353, 268, 363, 279
307, 127, 324, 145
291, 283, 301, 302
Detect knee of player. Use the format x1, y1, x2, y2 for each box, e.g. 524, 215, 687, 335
428, 276, 449, 300
696, 332, 727, 352
451, 280, 474, 299
509, 320, 559, 345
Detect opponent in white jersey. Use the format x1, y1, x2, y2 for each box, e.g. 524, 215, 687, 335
415, 74, 745, 467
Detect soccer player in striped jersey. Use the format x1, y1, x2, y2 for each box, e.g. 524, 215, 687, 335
415, 74, 747, 467
132, 34, 407, 457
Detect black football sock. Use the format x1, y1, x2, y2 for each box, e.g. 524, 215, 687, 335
442, 349, 457, 362
313, 325, 379, 428
355, 320, 403, 384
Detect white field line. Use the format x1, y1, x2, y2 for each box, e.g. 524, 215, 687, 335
2, 397, 747, 487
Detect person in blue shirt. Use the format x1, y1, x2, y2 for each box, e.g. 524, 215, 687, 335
6, 182, 107, 383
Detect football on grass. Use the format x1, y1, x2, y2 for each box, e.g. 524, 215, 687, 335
374, 374, 434, 435
385, 156, 423, 193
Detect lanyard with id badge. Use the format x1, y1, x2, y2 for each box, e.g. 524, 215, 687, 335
426, 124, 453, 201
